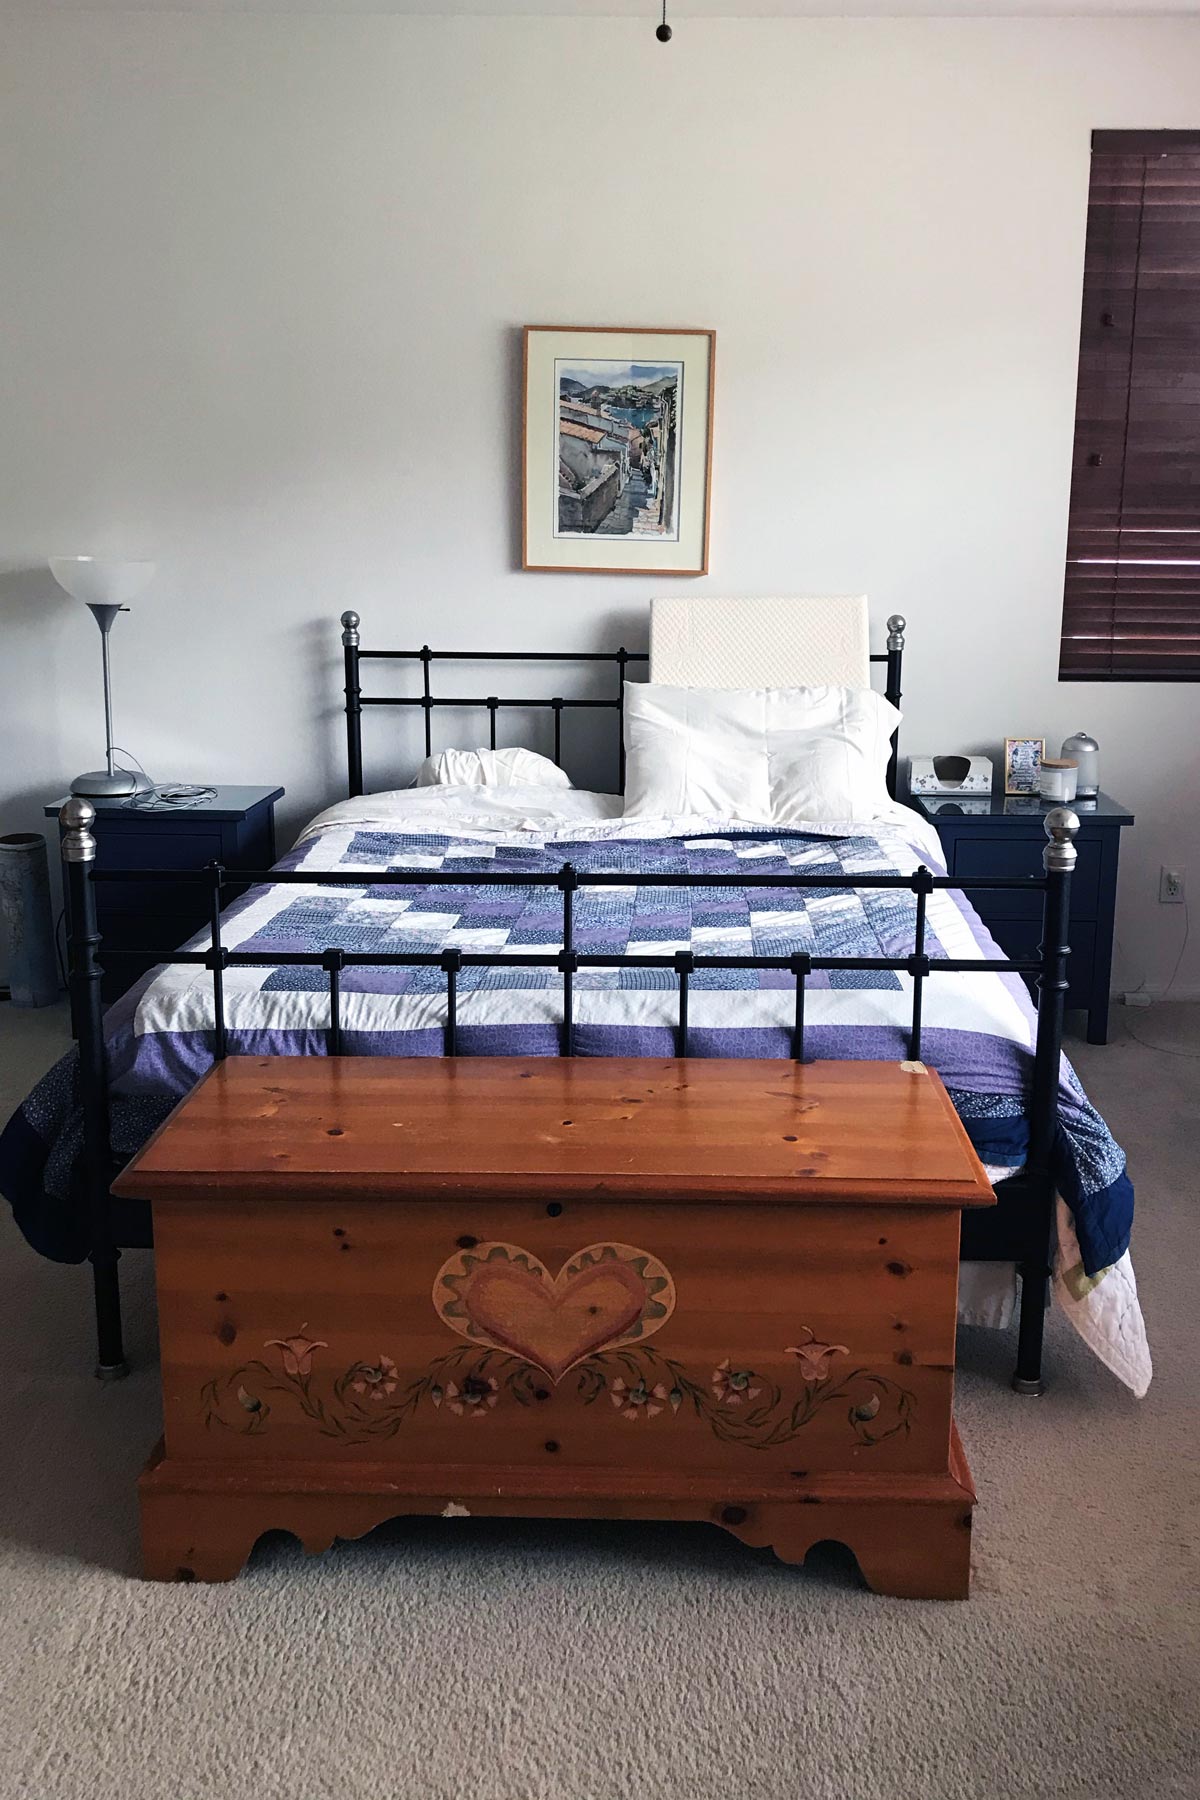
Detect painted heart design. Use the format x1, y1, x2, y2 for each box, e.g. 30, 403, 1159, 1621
432, 1241, 676, 1383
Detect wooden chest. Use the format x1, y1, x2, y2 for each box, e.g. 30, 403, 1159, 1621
114, 1056, 994, 1597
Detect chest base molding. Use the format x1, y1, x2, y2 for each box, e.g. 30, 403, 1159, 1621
139, 1426, 976, 1599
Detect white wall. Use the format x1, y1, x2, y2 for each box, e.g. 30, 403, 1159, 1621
2, 12, 1199, 994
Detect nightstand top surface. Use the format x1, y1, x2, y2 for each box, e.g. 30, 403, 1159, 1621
45, 785, 284, 822
907, 789, 1133, 828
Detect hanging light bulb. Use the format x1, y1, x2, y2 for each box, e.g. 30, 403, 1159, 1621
656, 0, 672, 42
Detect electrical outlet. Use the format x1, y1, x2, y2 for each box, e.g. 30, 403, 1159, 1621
1159, 866, 1186, 904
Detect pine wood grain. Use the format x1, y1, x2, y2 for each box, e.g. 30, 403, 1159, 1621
152, 1196, 960, 1475
139, 1428, 976, 1599
114, 1056, 996, 1207
127, 1055, 990, 1597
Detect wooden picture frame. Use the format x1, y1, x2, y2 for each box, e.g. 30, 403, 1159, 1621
1004, 737, 1045, 796
522, 325, 715, 575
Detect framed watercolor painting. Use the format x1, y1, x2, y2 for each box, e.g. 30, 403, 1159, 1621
1004, 737, 1045, 796
522, 326, 715, 575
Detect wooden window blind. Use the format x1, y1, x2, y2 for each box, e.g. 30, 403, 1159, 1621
1060, 130, 1200, 680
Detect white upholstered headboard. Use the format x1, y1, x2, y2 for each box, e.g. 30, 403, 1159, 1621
649, 595, 870, 688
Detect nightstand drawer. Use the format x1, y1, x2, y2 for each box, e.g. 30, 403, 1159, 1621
951, 834, 1101, 921
97, 837, 220, 919
976, 917, 1096, 1010
93, 828, 226, 871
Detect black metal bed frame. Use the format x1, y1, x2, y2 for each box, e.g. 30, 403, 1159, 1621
339, 607, 908, 801
61, 610, 1078, 1399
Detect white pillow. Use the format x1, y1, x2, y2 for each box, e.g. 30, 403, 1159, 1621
621, 684, 901, 824
414, 746, 572, 790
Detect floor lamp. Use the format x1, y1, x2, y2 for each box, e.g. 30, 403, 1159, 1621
49, 557, 156, 798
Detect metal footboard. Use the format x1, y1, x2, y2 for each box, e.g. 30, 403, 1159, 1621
61, 801, 1078, 1395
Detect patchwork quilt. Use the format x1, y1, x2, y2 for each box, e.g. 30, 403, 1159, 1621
0, 805, 1149, 1393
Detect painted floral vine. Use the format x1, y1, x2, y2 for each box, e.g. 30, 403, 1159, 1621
201, 1328, 915, 1452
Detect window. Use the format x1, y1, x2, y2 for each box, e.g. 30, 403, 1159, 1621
1060, 131, 1200, 680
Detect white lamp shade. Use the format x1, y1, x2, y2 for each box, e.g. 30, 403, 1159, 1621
49, 557, 156, 606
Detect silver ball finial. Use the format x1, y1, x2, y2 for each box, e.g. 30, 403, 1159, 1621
1043, 806, 1080, 873
60, 796, 97, 863
886, 614, 906, 652
341, 609, 360, 648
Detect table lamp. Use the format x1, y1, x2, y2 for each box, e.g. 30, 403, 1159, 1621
49, 557, 156, 798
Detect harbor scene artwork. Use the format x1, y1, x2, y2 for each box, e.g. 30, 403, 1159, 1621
522, 327, 714, 574
555, 359, 682, 541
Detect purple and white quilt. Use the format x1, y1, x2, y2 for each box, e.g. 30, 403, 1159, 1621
0, 788, 1151, 1393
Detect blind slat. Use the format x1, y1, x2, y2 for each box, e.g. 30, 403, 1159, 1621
1060, 136, 1200, 680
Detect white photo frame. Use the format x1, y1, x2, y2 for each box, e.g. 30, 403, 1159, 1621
522, 326, 715, 575
1004, 737, 1045, 796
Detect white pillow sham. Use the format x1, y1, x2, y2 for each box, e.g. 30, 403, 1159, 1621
414, 746, 572, 790
622, 683, 901, 825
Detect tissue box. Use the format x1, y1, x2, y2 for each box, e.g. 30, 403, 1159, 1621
908, 755, 993, 797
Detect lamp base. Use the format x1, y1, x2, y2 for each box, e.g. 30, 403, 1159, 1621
70, 769, 154, 800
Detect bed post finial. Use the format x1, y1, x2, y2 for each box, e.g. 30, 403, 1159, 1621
1043, 807, 1080, 873
60, 797, 97, 863
886, 614, 906, 652
341, 609, 360, 648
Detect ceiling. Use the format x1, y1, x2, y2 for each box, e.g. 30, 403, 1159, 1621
13, 0, 1200, 17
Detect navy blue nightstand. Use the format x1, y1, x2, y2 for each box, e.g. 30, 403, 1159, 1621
908, 789, 1134, 1045
47, 785, 284, 1004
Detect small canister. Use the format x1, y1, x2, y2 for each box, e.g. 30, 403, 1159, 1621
1061, 730, 1099, 797
1039, 758, 1078, 804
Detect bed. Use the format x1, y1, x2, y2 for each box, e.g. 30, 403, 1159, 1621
0, 606, 1150, 1399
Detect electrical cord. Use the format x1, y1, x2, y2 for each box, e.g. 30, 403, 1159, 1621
105, 748, 218, 810
125, 784, 219, 811
1159, 896, 1191, 1003
53, 906, 68, 991
1113, 929, 1149, 1005
1122, 1018, 1200, 1060
1120, 898, 1199, 1058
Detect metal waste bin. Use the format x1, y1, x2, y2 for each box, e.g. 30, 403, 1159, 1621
0, 832, 60, 1007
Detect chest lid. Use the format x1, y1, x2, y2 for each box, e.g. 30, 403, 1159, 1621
115, 1056, 995, 1208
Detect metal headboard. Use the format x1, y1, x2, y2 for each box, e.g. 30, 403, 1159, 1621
339, 610, 906, 799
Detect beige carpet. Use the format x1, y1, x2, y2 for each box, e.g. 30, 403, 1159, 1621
0, 1001, 1196, 1800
